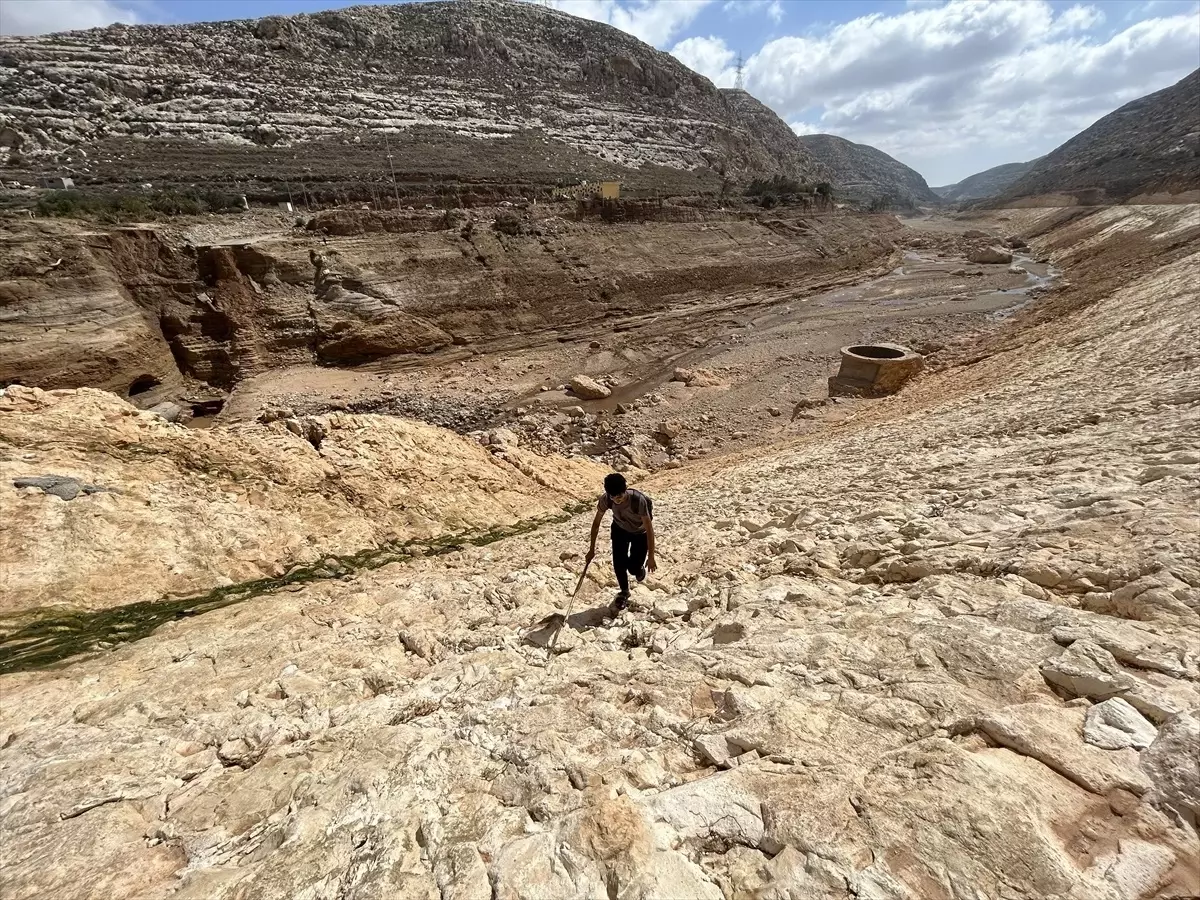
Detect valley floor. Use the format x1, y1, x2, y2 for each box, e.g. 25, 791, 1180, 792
1, 204, 1198, 900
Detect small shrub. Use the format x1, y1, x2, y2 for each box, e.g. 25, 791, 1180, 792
35, 188, 245, 221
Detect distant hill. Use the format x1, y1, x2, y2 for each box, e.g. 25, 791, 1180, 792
933, 160, 1036, 203
795, 134, 940, 208
997, 68, 1200, 203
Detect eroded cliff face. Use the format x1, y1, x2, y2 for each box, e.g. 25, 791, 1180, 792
0, 210, 902, 401
0, 207, 1196, 900
0, 224, 181, 397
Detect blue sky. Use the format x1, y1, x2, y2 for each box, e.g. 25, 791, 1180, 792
4, 0, 1199, 184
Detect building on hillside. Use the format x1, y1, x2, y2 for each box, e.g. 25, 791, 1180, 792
40, 175, 74, 189
599, 181, 620, 200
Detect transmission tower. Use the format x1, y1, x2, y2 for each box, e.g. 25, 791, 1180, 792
734, 53, 745, 91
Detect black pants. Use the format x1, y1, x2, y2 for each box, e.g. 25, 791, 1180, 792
611, 524, 648, 594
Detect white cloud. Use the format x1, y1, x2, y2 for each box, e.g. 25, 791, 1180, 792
742, 0, 1200, 183
788, 121, 822, 136
1049, 4, 1105, 34
540, 0, 711, 47
670, 35, 736, 86
723, 0, 784, 24
0, 0, 142, 34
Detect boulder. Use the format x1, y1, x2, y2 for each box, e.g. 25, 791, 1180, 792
486, 427, 521, 448
670, 367, 722, 387
146, 401, 185, 422
283, 416, 327, 449
568, 375, 610, 400
1083, 698, 1157, 750
655, 419, 682, 442
967, 246, 1013, 265
1140, 713, 1200, 818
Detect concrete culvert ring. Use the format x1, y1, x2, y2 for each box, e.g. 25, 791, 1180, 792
830, 343, 924, 397
846, 344, 906, 360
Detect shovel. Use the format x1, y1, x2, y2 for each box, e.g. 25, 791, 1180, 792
535, 558, 591, 654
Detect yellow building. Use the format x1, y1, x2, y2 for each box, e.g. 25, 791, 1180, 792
599, 181, 620, 200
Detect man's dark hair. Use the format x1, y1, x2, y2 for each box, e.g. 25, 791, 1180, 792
604, 473, 627, 497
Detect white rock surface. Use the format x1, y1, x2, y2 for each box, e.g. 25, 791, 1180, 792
1085, 698, 1159, 750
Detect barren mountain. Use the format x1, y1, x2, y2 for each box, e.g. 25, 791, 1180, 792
0, 0, 823, 199
998, 68, 1200, 203
797, 133, 940, 208
933, 160, 1035, 203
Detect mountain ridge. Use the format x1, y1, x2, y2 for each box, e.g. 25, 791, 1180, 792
997, 68, 1200, 203
933, 160, 1036, 203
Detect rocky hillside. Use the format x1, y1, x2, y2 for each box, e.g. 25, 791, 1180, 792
0, 0, 822, 198
933, 160, 1035, 203
721, 90, 830, 185
797, 133, 940, 208
998, 69, 1200, 203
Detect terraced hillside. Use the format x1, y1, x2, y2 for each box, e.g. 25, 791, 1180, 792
797, 133, 940, 208
0, 0, 824, 199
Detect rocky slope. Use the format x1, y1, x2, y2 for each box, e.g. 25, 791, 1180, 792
0, 205, 1197, 899
0, 385, 602, 615
0, 0, 822, 197
722, 89, 831, 185
933, 159, 1035, 203
998, 69, 1200, 204
797, 134, 940, 208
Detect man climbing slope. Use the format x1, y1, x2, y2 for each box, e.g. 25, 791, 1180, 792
585, 473, 656, 610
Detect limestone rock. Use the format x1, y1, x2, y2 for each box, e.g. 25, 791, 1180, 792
1140, 713, 1200, 818
146, 401, 186, 422
670, 367, 723, 387
567, 375, 610, 400
1084, 698, 1158, 750
0, 386, 601, 614
968, 246, 1014, 264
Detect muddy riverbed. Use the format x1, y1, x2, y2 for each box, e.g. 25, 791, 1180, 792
220, 212, 1050, 470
